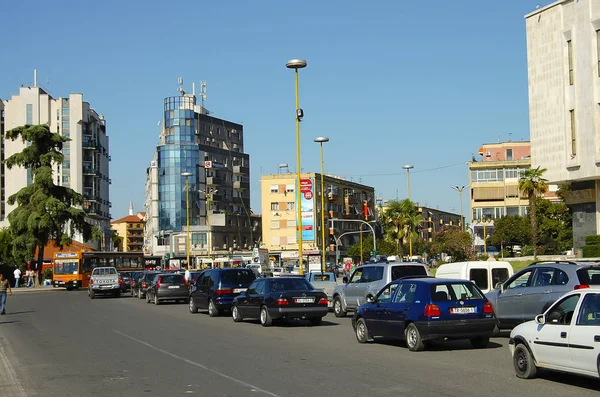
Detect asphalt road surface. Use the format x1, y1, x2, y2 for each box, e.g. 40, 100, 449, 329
1, 289, 599, 397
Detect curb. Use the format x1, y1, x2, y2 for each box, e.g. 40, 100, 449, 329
11, 287, 62, 294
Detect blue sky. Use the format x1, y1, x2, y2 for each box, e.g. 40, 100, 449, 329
1, 0, 542, 221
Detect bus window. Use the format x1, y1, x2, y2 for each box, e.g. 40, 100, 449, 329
54, 260, 78, 274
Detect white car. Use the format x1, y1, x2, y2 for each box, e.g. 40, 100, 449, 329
272, 267, 284, 277
509, 287, 600, 379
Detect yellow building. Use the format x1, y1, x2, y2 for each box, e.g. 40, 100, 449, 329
111, 208, 146, 252
260, 172, 375, 264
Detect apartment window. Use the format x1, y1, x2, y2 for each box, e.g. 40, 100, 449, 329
270, 184, 278, 193
505, 149, 513, 161
270, 202, 279, 211
271, 236, 280, 246
26, 104, 33, 125
270, 220, 280, 229
286, 202, 295, 211
287, 219, 296, 228
286, 184, 294, 192
288, 235, 296, 245
567, 40, 574, 85
570, 109, 576, 156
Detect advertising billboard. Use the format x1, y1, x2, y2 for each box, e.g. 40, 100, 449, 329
296, 178, 315, 241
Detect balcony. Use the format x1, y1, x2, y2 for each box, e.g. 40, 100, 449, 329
206, 176, 223, 186
83, 206, 98, 215
82, 139, 97, 149
84, 194, 99, 202
233, 181, 250, 190
211, 193, 224, 202
83, 166, 99, 175
233, 165, 249, 174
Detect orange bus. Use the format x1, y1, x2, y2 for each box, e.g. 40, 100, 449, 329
53, 251, 145, 290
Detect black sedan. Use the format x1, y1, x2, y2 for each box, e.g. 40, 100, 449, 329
145, 273, 188, 305
231, 277, 329, 326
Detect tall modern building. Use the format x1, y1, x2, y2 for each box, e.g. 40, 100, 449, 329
0, 82, 111, 248
145, 81, 257, 267
526, 0, 600, 248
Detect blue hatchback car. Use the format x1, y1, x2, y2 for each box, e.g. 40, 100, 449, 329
352, 277, 496, 351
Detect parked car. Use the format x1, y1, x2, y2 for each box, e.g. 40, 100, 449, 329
509, 287, 600, 379
88, 267, 121, 299
145, 273, 188, 305
352, 277, 496, 351
435, 261, 513, 294
120, 271, 143, 292
486, 261, 600, 330
333, 262, 429, 317
231, 277, 329, 326
272, 267, 284, 277
189, 268, 256, 316
305, 272, 337, 307
132, 271, 160, 299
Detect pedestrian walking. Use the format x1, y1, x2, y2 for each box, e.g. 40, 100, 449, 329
184, 266, 191, 283
26, 269, 34, 288
0, 274, 13, 315
13, 267, 21, 288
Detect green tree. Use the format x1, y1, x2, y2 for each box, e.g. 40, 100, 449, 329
346, 235, 396, 262
111, 230, 122, 251
0, 228, 18, 276
380, 199, 419, 254
488, 216, 531, 253
518, 166, 548, 259
536, 197, 573, 254
91, 226, 104, 250
430, 226, 474, 261
4, 124, 92, 283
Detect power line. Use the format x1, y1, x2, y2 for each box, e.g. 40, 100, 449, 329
336, 161, 466, 178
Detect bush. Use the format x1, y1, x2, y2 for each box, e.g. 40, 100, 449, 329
583, 245, 600, 258
43, 267, 53, 280
476, 254, 488, 261
498, 249, 511, 258
585, 235, 600, 245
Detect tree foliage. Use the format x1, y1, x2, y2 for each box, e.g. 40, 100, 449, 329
0, 228, 18, 273
518, 166, 548, 258
430, 226, 474, 261
379, 199, 422, 254
346, 235, 396, 262
488, 216, 531, 251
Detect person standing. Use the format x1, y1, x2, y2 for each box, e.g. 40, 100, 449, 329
0, 274, 13, 315
26, 269, 34, 288
13, 267, 21, 288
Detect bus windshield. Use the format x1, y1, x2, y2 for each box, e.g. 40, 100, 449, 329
55, 260, 79, 275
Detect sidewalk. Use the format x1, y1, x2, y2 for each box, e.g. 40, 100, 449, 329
11, 285, 59, 294
0, 337, 27, 397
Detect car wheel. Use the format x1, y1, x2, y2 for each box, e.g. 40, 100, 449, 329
208, 300, 219, 317
189, 298, 198, 313
513, 344, 537, 379
260, 306, 272, 327
232, 305, 243, 322
89, 289, 95, 300
115, 290, 121, 298
310, 317, 322, 326
405, 323, 425, 352
355, 318, 369, 343
333, 297, 347, 318
154, 294, 160, 305
470, 336, 490, 349
146, 293, 151, 303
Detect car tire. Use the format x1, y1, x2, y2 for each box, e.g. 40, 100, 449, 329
208, 300, 219, 317
333, 297, 347, 318
154, 295, 160, 305
260, 306, 272, 327
89, 289, 95, 300
115, 290, 121, 298
355, 318, 369, 343
189, 298, 198, 314
146, 293, 151, 303
232, 305, 243, 322
470, 336, 489, 349
405, 323, 425, 352
513, 343, 537, 379
310, 317, 322, 326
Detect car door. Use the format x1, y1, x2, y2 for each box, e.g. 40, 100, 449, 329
532, 293, 580, 369
359, 266, 385, 306
568, 292, 600, 374
382, 282, 416, 339
343, 268, 364, 310
495, 269, 535, 327
197, 271, 213, 309
246, 280, 264, 318
363, 283, 398, 338
521, 267, 556, 321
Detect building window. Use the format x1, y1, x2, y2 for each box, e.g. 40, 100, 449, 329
26, 104, 33, 125
287, 219, 296, 228
286, 202, 295, 211
270, 202, 279, 211
567, 40, 574, 85
270, 184, 278, 193
271, 236, 279, 246
505, 149, 513, 161
286, 184, 294, 192
191, 233, 207, 246
570, 109, 576, 156
270, 220, 280, 229
288, 235, 296, 245
597, 30, 600, 77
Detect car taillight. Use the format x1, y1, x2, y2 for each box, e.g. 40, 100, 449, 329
142, 282, 147, 288
483, 301, 494, 314
318, 298, 328, 305
277, 298, 289, 305
215, 288, 232, 296
424, 304, 441, 317
156, 277, 161, 289
90, 279, 94, 285
575, 284, 590, 290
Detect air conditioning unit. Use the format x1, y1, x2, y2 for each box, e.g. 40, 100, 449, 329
485, 151, 492, 157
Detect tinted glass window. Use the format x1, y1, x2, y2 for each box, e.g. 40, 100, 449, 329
312, 273, 333, 281
431, 283, 484, 302
547, 294, 580, 325
376, 283, 398, 303
507, 270, 533, 289
270, 278, 313, 292
576, 267, 600, 285
394, 283, 418, 303
349, 268, 363, 283
361, 267, 383, 283
144, 272, 158, 281
255, 280, 265, 294
221, 270, 256, 285
491, 268, 510, 286
469, 269, 488, 291
391, 265, 427, 280
577, 293, 600, 325
93, 268, 117, 276
159, 274, 185, 284
531, 268, 554, 287
553, 269, 569, 285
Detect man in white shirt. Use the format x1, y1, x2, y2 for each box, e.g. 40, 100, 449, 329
184, 266, 191, 284
13, 267, 21, 288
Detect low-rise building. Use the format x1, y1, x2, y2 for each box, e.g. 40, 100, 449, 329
111, 203, 145, 252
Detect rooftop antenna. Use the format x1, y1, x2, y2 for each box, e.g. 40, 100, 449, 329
33, 69, 37, 87
498, 134, 501, 143
177, 77, 185, 95
509, 132, 513, 142
201, 80, 207, 109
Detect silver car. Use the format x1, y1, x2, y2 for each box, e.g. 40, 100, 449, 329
486, 261, 600, 330
332, 262, 429, 317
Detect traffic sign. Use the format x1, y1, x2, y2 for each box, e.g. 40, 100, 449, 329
205, 161, 212, 168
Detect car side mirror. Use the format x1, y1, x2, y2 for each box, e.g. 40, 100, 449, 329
366, 296, 375, 303
494, 282, 503, 292
343, 277, 349, 284
239, 290, 247, 297
535, 314, 545, 325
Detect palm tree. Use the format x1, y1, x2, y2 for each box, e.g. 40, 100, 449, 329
518, 166, 549, 259
380, 199, 418, 255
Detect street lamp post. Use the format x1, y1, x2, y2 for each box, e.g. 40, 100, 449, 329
452, 185, 466, 232
201, 189, 218, 262
181, 172, 193, 269
286, 58, 307, 274
314, 136, 329, 273
402, 164, 414, 257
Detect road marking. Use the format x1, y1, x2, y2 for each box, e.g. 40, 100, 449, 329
0, 338, 29, 397
111, 329, 281, 397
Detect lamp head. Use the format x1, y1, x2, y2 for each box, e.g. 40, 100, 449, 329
402, 165, 414, 171
181, 172, 193, 177
286, 59, 307, 69
314, 137, 329, 143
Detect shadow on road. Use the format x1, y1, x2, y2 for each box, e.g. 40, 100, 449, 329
0, 320, 20, 325
376, 338, 504, 351
537, 370, 600, 392
4, 310, 35, 315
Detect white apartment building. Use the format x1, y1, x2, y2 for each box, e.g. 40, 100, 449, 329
0, 84, 111, 248
526, 0, 600, 248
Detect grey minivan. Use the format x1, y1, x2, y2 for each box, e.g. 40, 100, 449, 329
332, 262, 429, 317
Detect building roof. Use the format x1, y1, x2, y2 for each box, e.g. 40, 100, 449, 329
524, 0, 567, 19
112, 215, 146, 224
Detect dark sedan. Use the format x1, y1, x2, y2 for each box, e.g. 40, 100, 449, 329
231, 277, 329, 326
146, 273, 188, 305
132, 271, 160, 299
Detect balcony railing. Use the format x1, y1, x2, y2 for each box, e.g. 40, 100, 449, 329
233, 181, 250, 190
83, 166, 99, 175
233, 165, 249, 174
206, 176, 223, 186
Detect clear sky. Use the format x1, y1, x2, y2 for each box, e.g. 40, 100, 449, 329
0, 0, 543, 222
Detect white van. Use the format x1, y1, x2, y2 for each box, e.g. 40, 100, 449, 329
435, 261, 514, 294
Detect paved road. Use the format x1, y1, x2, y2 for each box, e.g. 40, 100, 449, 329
1, 289, 599, 397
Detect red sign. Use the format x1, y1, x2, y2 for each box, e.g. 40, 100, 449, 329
300, 179, 313, 200
304, 191, 313, 200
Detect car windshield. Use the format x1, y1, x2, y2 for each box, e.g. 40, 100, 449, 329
221, 270, 256, 285
430, 282, 484, 302
576, 267, 600, 285
93, 268, 117, 276
391, 265, 427, 280
159, 274, 185, 284
312, 273, 334, 281
270, 278, 313, 292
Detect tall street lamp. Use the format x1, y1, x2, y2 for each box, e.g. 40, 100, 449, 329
452, 185, 466, 232
181, 172, 193, 269
402, 164, 414, 258
314, 136, 329, 273
286, 58, 307, 274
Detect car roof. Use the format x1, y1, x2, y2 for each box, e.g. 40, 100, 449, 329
527, 260, 600, 268
361, 261, 426, 268
394, 277, 474, 285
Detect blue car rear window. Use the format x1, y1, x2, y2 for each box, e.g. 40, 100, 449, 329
221, 270, 256, 285
430, 283, 484, 302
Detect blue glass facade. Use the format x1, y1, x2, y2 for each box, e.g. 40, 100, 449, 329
158, 95, 201, 231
